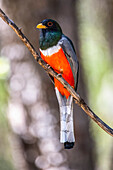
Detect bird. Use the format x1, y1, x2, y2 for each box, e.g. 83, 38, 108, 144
36, 19, 79, 149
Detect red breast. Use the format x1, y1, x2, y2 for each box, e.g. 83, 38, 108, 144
40, 48, 74, 99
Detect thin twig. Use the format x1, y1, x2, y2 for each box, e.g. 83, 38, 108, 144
0, 8, 113, 137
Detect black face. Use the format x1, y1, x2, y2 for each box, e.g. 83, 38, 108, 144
41, 19, 62, 33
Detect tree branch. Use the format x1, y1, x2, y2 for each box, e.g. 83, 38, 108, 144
0, 8, 113, 137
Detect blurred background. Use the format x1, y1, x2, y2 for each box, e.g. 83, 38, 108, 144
0, 0, 113, 170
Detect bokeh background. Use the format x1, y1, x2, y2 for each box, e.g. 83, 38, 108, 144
0, 0, 113, 170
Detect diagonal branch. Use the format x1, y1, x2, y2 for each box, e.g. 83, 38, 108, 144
0, 8, 113, 137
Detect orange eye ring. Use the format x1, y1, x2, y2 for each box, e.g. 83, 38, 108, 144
47, 21, 53, 27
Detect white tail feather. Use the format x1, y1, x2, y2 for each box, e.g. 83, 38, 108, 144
60, 105, 75, 143
55, 87, 75, 143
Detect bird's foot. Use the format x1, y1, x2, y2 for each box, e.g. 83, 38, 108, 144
57, 73, 62, 77
46, 64, 51, 69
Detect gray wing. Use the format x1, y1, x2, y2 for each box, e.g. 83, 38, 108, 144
58, 35, 79, 91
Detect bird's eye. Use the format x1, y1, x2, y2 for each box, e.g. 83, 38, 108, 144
47, 21, 53, 27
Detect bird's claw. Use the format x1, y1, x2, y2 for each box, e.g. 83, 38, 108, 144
47, 64, 51, 69
57, 73, 62, 77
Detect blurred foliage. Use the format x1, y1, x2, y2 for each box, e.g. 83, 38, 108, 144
79, 1, 113, 170
0, 57, 15, 170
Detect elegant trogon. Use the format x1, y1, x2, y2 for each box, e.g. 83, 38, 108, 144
36, 19, 79, 149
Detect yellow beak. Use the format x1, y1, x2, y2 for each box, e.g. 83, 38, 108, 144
36, 23, 47, 29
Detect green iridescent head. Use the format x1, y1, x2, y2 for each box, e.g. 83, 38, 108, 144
37, 19, 62, 50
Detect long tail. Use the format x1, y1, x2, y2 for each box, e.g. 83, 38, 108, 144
55, 88, 75, 149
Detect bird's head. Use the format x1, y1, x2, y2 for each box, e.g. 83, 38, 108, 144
36, 19, 62, 50
37, 19, 62, 34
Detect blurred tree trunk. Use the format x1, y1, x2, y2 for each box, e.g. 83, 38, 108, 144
1, 0, 95, 170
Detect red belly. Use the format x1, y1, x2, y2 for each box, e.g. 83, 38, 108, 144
40, 48, 74, 99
